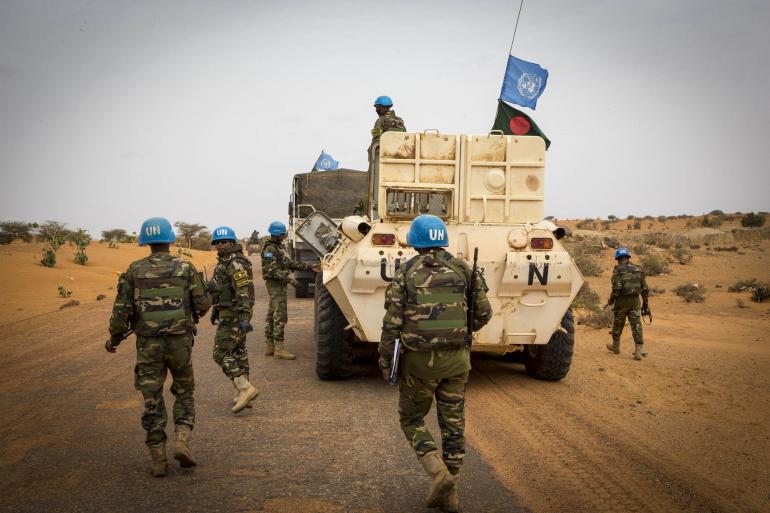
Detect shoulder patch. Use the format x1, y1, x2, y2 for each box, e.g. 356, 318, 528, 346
233, 269, 251, 288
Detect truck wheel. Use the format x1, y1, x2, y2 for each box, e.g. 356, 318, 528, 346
294, 279, 310, 298
523, 308, 574, 381
314, 272, 353, 380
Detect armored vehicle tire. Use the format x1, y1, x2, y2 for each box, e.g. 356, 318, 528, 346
314, 272, 353, 380
294, 279, 311, 298
523, 308, 574, 381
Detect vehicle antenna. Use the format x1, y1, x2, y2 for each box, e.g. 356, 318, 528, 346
509, 0, 525, 54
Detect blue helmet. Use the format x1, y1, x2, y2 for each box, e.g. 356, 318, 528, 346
407, 215, 449, 248
268, 221, 287, 237
211, 226, 237, 243
615, 247, 631, 260
374, 95, 393, 107
138, 217, 176, 246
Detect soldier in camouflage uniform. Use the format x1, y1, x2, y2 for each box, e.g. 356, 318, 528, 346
379, 215, 492, 513
606, 247, 649, 360
105, 217, 210, 477
208, 226, 259, 413
371, 95, 406, 144
261, 221, 318, 360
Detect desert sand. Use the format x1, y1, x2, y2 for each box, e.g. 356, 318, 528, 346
0, 217, 768, 513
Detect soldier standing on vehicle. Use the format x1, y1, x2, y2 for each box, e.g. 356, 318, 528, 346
262, 221, 319, 360
208, 226, 259, 413
379, 215, 493, 513
370, 95, 406, 144
606, 247, 649, 360
105, 217, 210, 477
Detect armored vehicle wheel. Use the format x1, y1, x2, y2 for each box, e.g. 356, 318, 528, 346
314, 272, 353, 380
294, 279, 311, 298
523, 308, 574, 381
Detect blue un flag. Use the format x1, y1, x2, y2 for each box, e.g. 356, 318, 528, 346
499, 55, 549, 110
313, 150, 339, 171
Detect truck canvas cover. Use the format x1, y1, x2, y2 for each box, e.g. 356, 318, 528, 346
293, 169, 368, 219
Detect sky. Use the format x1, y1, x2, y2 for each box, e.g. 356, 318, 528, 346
1, 0, 769, 238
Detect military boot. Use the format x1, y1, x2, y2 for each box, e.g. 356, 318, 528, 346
273, 340, 296, 360
148, 442, 168, 477
232, 375, 259, 413
442, 480, 460, 513
264, 338, 275, 357
232, 380, 253, 408
606, 339, 620, 354
633, 343, 646, 360
173, 425, 197, 467
419, 451, 455, 508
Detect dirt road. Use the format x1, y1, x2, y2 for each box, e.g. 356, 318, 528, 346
1, 254, 768, 513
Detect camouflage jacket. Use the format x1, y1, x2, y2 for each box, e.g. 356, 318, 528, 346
371, 110, 406, 142
261, 238, 311, 283
379, 249, 493, 368
109, 252, 210, 342
609, 262, 649, 303
212, 245, 255, 321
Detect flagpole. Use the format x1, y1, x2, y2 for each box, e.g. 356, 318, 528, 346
508, 0, 524, 54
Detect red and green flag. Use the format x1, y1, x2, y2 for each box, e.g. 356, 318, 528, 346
492, 100, 551, 149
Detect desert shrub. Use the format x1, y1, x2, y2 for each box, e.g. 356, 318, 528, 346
108, 241, 119, 249
174, 221, 208, 248
189, 230, 212, 251
729, 278, 758, 292
641, 254, 670, 276
709, 210, 724, 216
714, 246, 738, 252
632, 243, 650, 255
649, 286, 666, 296
632, 220, 641, 230
643, 232, 673, 249
741, 212, 766, 228
643, 215, 653, 220
0, 221, 35, 243
690, 244, 700, 250
101, 228, 127, 242
576, 218, 597, 230
736, 299, 747, 309
752, 285, 770, 303
674, 283, 706, 303
38, 221, 69, 268
58, 285, 72, 298
657, 215, 667, 222
626, 215, 635, 220
669, 246, 693, 265
176, 246, 193, 257
574, 254, 603, 277
601, 220, 612, 230
701, 216, 722, 227
608, 215, 617, 220
579, 309, 612, 329
572, 283, 601, 311
72, 228, 91, 265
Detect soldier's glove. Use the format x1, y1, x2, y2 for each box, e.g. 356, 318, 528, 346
104, 337, 119, 353
289, 278, 301, 289
238, 320, 253, 333
641, 305, 651, 317
210, 308, 220, 325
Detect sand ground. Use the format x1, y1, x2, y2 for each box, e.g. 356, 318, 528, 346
0, 221, 768, 513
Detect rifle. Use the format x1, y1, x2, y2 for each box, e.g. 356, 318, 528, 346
466, 247, 480, 346
388, 338, 401, 385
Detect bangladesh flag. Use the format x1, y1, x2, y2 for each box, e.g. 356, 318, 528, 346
492, 100, 551, 149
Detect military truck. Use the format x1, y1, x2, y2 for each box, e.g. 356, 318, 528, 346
298, 131, 583, 381
288, 169, 368, 297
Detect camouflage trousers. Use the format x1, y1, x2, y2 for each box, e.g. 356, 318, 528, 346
134, 334, 195, 447
612, 304, 644, 345
398, 372, 468, 474
264, 280, 288, 341
213, 317, 249, 380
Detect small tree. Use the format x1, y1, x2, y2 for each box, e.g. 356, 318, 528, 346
174, 222, 207, 248
101, 228, 127, 242
38, 221, 68, 268
0, 221, 35, 243
741, 212, 766, 228
73, 228, 91, 265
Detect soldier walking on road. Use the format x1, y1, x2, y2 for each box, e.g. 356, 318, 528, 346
261, 221, 319, 360
208, 226, 259, 413
606, 247, 650, 360
105, 217, 210, 477
379, 215, 493, 513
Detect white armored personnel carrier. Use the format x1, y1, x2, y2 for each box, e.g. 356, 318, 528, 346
297, 131, 584, 381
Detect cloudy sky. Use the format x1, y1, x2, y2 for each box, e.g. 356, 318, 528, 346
1, 0, 768, 238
